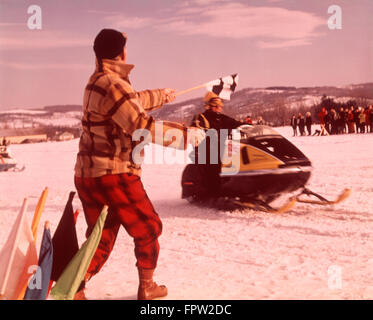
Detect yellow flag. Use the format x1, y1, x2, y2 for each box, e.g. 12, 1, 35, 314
51, 206, 108, 300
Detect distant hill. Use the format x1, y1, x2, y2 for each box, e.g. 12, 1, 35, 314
150, 82, 373, 126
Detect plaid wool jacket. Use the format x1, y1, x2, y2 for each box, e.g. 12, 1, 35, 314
74, 58, 188, 178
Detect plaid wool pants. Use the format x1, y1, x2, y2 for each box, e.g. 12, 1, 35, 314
74, 173, 162, 276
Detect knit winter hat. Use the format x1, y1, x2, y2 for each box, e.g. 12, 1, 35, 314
204, 91, 223, 109
93, 29, 127, 59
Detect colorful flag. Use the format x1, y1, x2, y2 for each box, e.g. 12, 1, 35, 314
24, 222, 53, 300
205, 74, 239, 100
15, 187, 49, 300
31, 187, 48, 242
50, 206, 108, 300
50, 191, 79, 282
0, 198, 38, 300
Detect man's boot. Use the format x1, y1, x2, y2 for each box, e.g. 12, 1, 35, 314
74, 281, 87, 300
74, 288, 87, 300
73, 275, 91, 300
137, 268, 168, 300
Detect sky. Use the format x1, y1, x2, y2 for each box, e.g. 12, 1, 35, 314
0, 0, 372, 110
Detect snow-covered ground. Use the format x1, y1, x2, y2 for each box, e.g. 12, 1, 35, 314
0, 125, 373, 300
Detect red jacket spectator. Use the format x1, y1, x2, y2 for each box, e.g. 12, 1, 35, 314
244, 116, 253, 125
318, 107, 327, 125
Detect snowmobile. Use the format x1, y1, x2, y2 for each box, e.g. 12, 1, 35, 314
181, 125, 350, 213
0, 146, 25, 172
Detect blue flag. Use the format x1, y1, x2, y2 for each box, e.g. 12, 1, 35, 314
24, 224, 53, 300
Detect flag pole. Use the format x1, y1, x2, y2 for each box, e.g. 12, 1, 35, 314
175, 83, 206, 97
31, 187, 49, 242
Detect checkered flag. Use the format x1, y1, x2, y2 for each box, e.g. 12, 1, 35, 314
205, 74, 239, 100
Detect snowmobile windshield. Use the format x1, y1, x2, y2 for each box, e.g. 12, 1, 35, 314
233, 125, 280, 140
235, 125, 311, 166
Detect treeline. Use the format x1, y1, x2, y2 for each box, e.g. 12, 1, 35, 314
43, 105, 82, 113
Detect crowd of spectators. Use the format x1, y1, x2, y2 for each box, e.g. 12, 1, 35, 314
291, 105, 373, 136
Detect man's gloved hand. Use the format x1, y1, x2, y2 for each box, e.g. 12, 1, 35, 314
187, 127, 206, 147
163, 88, 176, 103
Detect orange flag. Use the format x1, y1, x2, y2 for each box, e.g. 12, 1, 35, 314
31, 187, 49, 242
16, 187, 49, 299
0, 198, 38, 300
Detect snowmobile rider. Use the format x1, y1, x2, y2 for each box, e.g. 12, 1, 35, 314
190, 92, 243, 197
73, 28, 205, 300
191, 92, 242, 132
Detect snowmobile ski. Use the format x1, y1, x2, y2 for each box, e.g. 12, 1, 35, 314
232, 196, 297, 214
295, 188, 351, 205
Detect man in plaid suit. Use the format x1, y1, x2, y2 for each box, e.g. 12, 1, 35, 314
74, 29, 204, 300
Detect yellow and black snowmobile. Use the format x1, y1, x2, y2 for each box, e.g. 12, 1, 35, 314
181, 125, 350, 213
